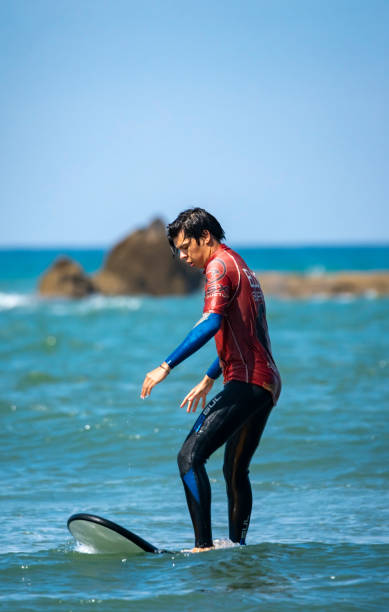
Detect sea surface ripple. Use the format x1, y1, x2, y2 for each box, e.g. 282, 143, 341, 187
1, 248, 388, 610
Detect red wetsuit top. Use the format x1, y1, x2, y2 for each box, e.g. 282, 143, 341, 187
203, 244, 281, 405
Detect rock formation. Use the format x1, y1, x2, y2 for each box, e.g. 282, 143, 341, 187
37, 219, 389, 299
38, 219, 203, 298
38, 257, 95, 298
92, 219, 202, 295
258, 271, 389, 298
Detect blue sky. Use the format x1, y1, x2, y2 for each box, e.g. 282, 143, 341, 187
1, 0, 388, 246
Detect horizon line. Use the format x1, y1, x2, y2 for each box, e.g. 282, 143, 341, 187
0, 240, 388, 250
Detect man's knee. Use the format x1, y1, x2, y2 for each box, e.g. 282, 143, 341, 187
177, 438, 205, 477
177, 443, 192, 477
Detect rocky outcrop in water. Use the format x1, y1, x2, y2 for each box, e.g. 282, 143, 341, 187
38, 257, 95, 298
92, 219, 202, 295
38, 219, 203, 298
258, 271, 389, 298
38, 220, 389, 299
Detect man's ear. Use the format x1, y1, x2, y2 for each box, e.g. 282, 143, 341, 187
201, 230, 212, 244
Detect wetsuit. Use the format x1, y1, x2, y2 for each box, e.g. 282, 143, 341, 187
166, 244, 281, 547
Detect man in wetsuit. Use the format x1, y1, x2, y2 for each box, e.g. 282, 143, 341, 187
141, 208, 281, 552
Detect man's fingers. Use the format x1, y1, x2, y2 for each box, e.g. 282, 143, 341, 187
180, 384, 209, 413
180, 393, 191, 408
191, 397, 200, 413
141, 374, 155, 399
141, 387, 149, 399
181, 387, 198, 409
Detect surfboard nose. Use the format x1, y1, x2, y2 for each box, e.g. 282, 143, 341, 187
67, 513, 160, 555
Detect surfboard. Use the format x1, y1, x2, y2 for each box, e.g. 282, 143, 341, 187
67, 513, 162, 555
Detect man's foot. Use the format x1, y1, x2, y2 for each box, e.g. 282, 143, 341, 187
190, 546, 215, 553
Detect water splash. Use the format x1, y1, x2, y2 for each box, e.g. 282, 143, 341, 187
181, 539, 240, 554
74, 541, 99, 554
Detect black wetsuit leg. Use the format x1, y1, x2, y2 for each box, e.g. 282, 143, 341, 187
177, 381, 273, 548
223, 402, 272, 544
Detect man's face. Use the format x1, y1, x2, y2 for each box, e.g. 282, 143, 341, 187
173, 230, 211, 269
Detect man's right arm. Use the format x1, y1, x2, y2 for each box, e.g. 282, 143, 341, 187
141, 313, 222, 400
165, 312, 222, 369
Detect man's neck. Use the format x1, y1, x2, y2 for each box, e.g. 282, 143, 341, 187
203, 240, 221, 268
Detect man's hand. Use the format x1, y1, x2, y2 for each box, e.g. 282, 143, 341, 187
180, 375, 215, 413
141, 363, 170, 399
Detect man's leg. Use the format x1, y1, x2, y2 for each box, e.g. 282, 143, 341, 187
177, 381, 271, 548
223, 386, 273, 544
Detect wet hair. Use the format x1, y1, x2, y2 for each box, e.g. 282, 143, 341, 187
167, 208, 225, 255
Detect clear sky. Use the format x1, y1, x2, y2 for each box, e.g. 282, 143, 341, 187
1, 0, 388, 246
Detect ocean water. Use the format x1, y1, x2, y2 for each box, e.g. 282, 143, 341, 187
1, 247, 388, 611
1, 244, 389, 293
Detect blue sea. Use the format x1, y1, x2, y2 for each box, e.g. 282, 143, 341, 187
1, 246, 388, 611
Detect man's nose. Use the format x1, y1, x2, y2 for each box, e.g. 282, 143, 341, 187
179, 250, 187, 260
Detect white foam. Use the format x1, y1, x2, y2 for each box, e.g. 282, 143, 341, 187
74, 295, 142, 313
0, 292, 143, 313
335, 293, 356, 303
50, 295, 143, 315
213, 538, 240, 550
365, 289, 378, 299
181, 539, 240, 553
74, 541, 99, 554
307, 265, 326, 277
0, 292, 34, 310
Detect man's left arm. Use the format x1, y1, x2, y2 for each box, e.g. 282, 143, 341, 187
206, 355, 222, 380
179, 355, 222, 413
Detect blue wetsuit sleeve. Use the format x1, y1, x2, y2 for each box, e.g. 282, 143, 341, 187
165, 313, 222, 369
206, 356, 222, 380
